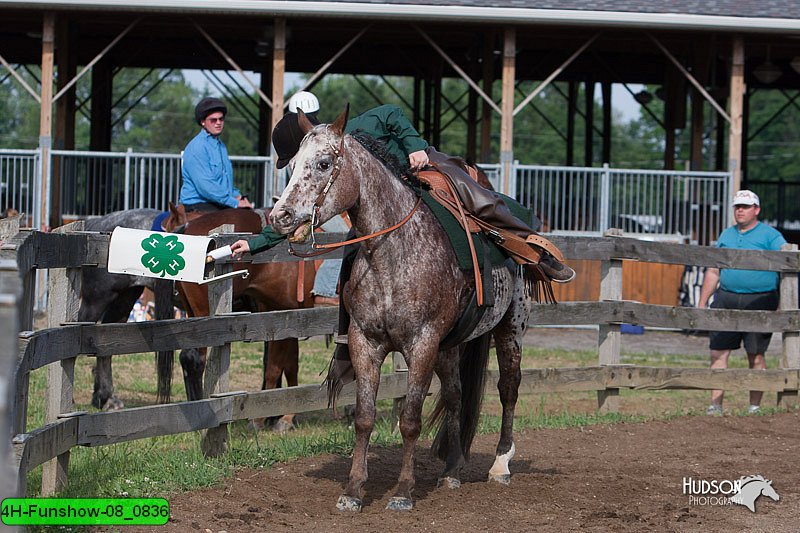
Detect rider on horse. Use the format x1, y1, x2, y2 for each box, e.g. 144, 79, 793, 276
233, 92, 575, 284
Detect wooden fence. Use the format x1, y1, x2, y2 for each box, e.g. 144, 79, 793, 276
2, 220, 799, 499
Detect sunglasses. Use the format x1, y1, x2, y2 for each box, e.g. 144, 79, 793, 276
205, 116, 225, 124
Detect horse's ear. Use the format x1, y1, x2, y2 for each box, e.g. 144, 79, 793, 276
331, 103, 349, 135
168, 201, 179, 216
297, 109, 314, 134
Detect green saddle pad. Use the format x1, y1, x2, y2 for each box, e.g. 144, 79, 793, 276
420, 190, 507, 271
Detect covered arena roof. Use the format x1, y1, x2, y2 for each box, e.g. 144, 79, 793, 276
2, 0, 800, 32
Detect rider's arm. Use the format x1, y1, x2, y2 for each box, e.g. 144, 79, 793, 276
375, 104, 428, 155
245, 225, 287, 254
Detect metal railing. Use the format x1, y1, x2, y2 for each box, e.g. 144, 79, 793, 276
513, 163, 732, 244
0, 149, 39, 228
50, 149, 277, 219
9, 149, 734, 244
745, 179, 800, 232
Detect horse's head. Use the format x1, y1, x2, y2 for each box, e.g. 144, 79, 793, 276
760, 479, 780, 502
163, 202, 188, 232
271, 105, 359, 243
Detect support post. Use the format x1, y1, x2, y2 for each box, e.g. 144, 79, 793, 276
39, 12, 55, 231
728, 37, 745, 192
201, 224, 234, 457
500, 27, 515, 196
270, 18, 286, 195
41, 220, 83, 495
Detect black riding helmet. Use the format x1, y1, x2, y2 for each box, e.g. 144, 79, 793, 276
272, 111, 320, 169
195, 97, 227, 125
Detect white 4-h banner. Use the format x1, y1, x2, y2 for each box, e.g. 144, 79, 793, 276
108, 227, 213, 283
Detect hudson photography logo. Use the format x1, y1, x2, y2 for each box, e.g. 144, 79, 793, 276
682, 475, 780, 512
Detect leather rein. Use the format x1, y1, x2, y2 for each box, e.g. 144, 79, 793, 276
288, 130, 422, 258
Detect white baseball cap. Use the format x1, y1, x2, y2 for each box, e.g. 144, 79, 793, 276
733, 189, 759, 206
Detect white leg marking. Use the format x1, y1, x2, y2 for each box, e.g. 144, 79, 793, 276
488, 441, 516, 480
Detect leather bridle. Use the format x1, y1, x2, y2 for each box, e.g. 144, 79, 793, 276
288, 129, 421, 258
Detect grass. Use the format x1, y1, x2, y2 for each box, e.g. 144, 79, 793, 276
20, 335, 785, 505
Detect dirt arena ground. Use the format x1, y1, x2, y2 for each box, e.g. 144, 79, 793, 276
124, 328, 799, 533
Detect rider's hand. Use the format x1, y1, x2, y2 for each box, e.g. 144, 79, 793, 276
409, 150, 429, 171
230, 239, 250, 259
237, 197, 253, 209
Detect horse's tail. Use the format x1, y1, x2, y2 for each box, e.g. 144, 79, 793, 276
429, 332, 491, 461
154, 279, 175, 404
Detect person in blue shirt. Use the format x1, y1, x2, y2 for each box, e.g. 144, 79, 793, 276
180, 97, 253, 212
698, 189, 787, 416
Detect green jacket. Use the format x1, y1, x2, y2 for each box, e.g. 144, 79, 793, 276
248, 105, 426, 254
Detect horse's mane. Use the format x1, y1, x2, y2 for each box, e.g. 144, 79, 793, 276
349, 131, 426, 191
739, 475, 769, 485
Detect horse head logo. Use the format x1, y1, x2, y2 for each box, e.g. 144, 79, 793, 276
730, 475, 780, 512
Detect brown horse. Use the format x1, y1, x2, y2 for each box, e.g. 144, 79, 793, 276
163, 203, 315, 431
270, 108, 533, 511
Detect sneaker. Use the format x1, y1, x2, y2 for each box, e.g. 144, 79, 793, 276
538, 254, 576, 283
706, 404, 724, 416
748, 405, 761, 414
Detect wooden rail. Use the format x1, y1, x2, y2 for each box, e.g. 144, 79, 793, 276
2, 223, 799, 497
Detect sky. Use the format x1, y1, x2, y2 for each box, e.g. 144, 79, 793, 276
183, 69, 644, 123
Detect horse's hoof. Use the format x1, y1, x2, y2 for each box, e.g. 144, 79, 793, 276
437, 476, 461, 489
272, 419, 294, 433
489, 473, 511, 485
386, 497, 413, 511
102, 397, 124, 411
336, 495, 362, 512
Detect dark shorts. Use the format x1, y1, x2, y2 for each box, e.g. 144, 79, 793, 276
708, 289, 778, 354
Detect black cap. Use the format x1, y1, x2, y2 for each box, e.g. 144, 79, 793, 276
195, 97, 227, 125
272, 111, 320, 169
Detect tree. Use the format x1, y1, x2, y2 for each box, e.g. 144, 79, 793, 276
0, 67, 42, 149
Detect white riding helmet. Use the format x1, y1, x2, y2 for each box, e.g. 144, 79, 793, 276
288, 91, 320, 114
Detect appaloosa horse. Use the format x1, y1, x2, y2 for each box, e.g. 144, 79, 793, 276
78, 209, 176, 410
163, 204, 315, 431
270, 107, 533, 511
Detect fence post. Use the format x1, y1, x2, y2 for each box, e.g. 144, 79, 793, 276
2, 246, 22, 506
41, 221, 84, 495
391, 352, 408, 425
597, 228, 623, 413
201, 224, 234, 458
779, 243, 799, 408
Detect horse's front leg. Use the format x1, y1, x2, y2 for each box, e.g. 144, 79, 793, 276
387, 339, 439, 511
337, 332, 385, 512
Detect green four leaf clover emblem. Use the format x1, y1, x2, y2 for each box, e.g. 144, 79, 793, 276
140, 233, 186, 277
